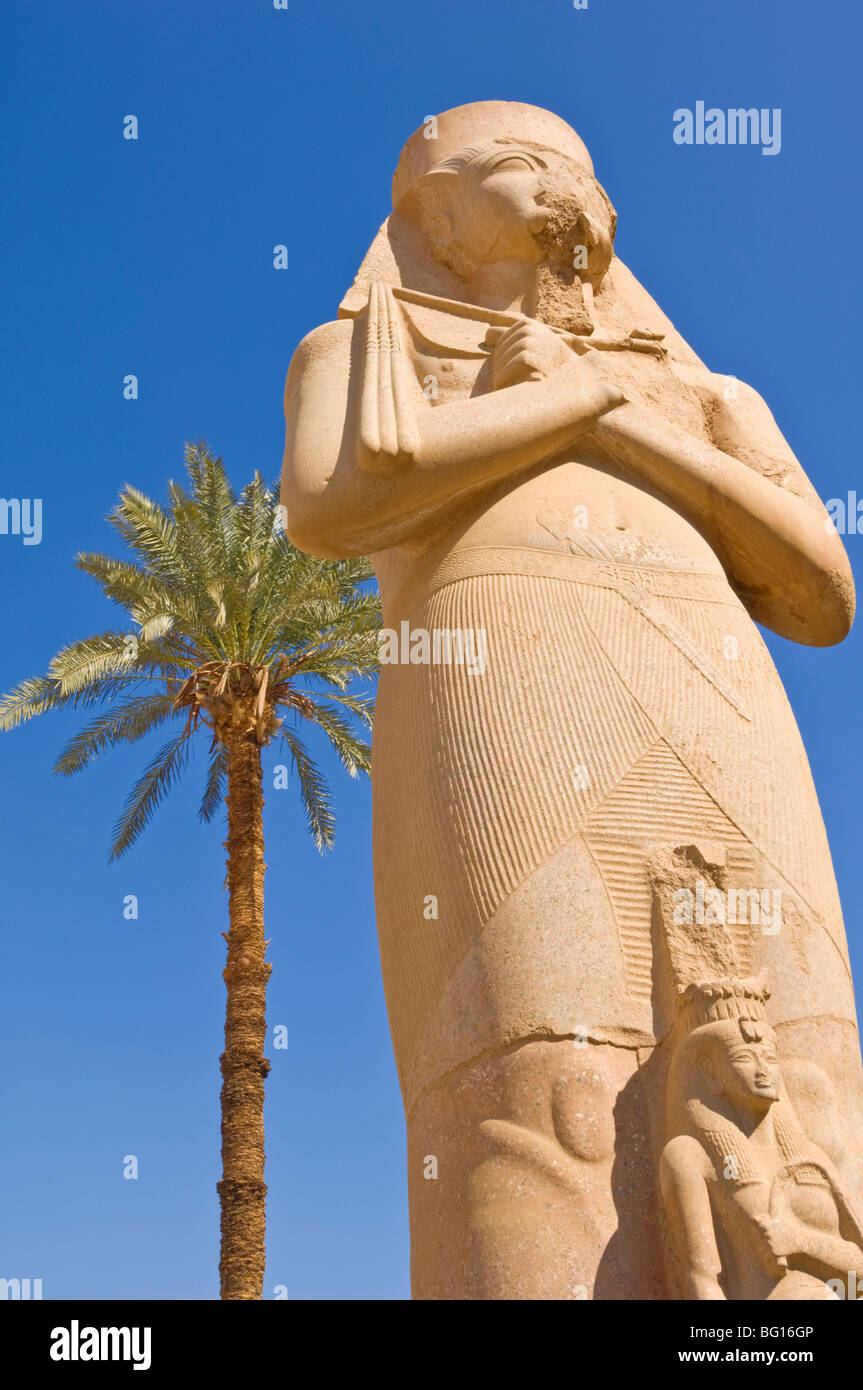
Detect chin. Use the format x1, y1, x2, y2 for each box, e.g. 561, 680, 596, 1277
753, 1090, 779, 1107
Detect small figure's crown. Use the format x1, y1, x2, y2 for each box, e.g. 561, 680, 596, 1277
676, 975, 771, 1034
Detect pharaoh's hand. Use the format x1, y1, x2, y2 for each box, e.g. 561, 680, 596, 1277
487, 317, 576, 389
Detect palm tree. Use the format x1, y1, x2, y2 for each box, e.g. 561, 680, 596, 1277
0, 443, 380, 1299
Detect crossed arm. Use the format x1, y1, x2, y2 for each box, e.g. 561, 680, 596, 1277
282, 315, 854, 645
593, 388, 854, 645
282, 316, 620, 555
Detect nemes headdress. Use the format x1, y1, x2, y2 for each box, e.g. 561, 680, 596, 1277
390, 100, 595, 209
339, 101, 703, 469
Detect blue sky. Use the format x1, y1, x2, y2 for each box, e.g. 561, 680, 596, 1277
1, 0, 860, 1300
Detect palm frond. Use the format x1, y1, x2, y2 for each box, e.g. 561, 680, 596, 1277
278, 726, 336, 851
288, 697, 372, 779
0, 675, 73, 730
0, 672, 157, 730
109, 730, 193, 859
47, 632, 160, 693
199, 743, 228, 823
108, 485, 191, 591
54, 695, 176, 776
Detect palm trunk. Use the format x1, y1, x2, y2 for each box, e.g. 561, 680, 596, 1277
218, 730, 271, 1299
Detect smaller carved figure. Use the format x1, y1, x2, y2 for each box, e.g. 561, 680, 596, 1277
660, 969, 863, 1299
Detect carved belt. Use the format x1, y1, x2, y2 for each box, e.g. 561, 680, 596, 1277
416, 545, 752, 721
422, 544, 742, 606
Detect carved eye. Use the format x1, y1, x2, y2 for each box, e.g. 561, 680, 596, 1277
491, 156, 535, 173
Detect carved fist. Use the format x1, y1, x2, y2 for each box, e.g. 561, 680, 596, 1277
487, 317, 574, 389
754, 1214, 797, 1269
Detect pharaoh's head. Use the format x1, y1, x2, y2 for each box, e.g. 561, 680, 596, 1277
392, 102, 617, 311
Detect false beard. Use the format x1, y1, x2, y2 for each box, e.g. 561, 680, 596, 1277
532, 181, 615, 335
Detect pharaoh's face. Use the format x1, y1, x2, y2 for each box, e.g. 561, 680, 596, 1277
703, 1022, 781, 1114
416, 146, 552, 271
465, 149, 550, 261
417, 143, 615, 287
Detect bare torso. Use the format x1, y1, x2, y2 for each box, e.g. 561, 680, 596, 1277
372, 334, 727, 621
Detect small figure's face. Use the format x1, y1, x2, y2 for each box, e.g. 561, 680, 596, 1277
702, 1023, 781, 1114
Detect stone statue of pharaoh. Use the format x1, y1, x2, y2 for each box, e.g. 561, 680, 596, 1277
281, 101, 863, 1299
